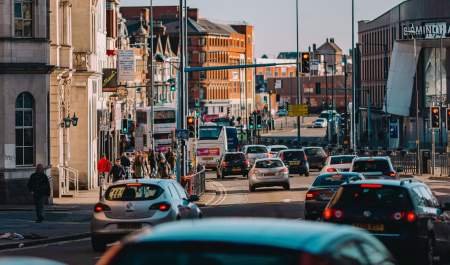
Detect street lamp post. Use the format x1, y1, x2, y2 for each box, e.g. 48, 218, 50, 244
351, 0, 357, 150
295, 0, 301, 147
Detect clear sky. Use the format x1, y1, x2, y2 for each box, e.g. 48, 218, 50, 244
122, 0, 404, 57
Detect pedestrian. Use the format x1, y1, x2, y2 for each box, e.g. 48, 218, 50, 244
148, 150, 156, 176
27, 164, 50, 223
120, 152, 131, 179
133, 152, 144, 179
142, 151, 151, 177
165, 148, 176, 172
110, 158, 126, 182
158, 155, 172, 179
97, 155, 112, 183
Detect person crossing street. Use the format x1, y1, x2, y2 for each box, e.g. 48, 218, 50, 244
27, 164, 51, 223
110, 158, 126, 182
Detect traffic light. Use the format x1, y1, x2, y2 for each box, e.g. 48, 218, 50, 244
195, 99, 200, 108
256, 114, 262, 129
263, 96, 268, 104
249, 115, 254, 129
187, 116, 195, 138
121, 118, 129, 134
168, 78, 176, 92
430, 106, 440, 129
389, 124, 398, 138
315, 82, 321, 94
301, 52, 310, 73
227, 107, 231, 116
447, 108, 450, 131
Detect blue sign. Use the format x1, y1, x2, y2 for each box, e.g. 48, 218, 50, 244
176, 129, 189, 140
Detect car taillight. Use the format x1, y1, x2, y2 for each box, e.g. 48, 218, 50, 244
150, 202, 171, 212
406, 211, 416, 222
244, 160, 250, 167
306, 191, 319, 200
323, 208, 344, 220
326, 168, 337, 172
279, 153, 285, 160
221, 161, 229, 167
94, 203, 111, 213
391, 211, 416, 222
280, 168, 289, 174
360, 184, 383, 188
386, 171, 397, 177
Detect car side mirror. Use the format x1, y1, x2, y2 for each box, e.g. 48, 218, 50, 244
396, 167, 404, 173
189, 195, 200, 202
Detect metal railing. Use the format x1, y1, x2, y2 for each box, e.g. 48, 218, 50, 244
182, 166, 206, 197
59, 166, 79, 197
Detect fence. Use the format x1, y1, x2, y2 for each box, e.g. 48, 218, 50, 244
59, 166, 79, 197
182, 165, 206, 197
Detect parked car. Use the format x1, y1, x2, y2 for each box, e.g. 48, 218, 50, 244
98, 218, 396, 265
277, 149, 309, 176
217, 152, 250, 179
90, 179, 202, 251
248, 158, 290, 192
267, 145, 288, 157
321, 155, 357, 173
303, 147, 328, 170
276, 109, 288, 117
304, 172, 364, 220
323, 179, 450, 265
242, 145, 269, 165
350, 156, 400, 179
313, 118, 328, 128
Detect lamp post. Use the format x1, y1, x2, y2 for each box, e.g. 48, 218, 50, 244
351, 0, 357, 150
295, 0, 301, 147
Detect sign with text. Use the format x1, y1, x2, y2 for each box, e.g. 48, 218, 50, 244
118, 50, 135, 82
288, 104, 309, 117
402, 22, 450, 39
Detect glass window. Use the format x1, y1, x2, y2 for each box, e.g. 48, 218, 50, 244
15, 92, 34, 166
352, 160, 391, 173
14, 0, 33, 37
105, 184, 163, 201
255, 160, 283, 169
312, 173, 363, 187
330, 156, 356, 165
333, 241, 370, 265
246, 146, 268, 154
154, 110, 176, 124
173, 183, 188, 200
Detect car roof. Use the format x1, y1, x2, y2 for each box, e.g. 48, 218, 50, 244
303, 146, 324, 150
318, 172, 364, 177
353, 156, 390, 161
268, 145, 288, 149
224, 152, 244, 154
330, 155, 356, 158
127, 218, 377, 254
280, 149, 304, 152
245, 145, 267, 147
0, 258, 66, 265
342, 179, 422, 188
255, 158, 282, 162
110, 178, 176, 187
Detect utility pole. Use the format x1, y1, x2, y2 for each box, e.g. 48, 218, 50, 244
177, 0, 186, 179
295, 0, 301, 147
343, 55, 348, 146
351, 0, 357, 150
324, 60, 328, 109
149, 0, 155, 156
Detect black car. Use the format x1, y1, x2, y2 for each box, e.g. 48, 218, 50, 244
217, 152, 250, 179
303, 147, 327, 170
304, 172, 364, 220
277, 149, 309, 176
323, 179, 450, 265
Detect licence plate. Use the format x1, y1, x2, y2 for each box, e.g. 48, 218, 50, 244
118, 223, 142, 230
232, 167, 240, 172
203, 157, 213, 161
353, 223, 384, 232
289, 161, 300, 166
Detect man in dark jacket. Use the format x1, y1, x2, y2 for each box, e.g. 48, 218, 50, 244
27, 164, 50, 223
110, 158, 126, 182
120, 153, 131, 178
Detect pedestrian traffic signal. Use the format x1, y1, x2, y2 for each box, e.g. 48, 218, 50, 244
430, 106, 440, 129
121, 119, 129, 134
168, 78, 176, 91
447, 108, 450, 131
187, 116, 195, 138
301, 52, 310, 73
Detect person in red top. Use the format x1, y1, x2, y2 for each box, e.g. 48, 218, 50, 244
97, 155, 112, 183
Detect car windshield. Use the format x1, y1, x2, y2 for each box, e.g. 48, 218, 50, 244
224, 153, 245, 161
281, 151, 306, 161
247, 146, 268, 154
255, 160, 283, 168
304, 148, 324, 156
110, 244, 327, 265
105, 184, 163, 201
315, 119, 325, 123
199, 126, 222, 140
330, 156, 355, 165
352, 160, 390, 173
312, 174, 363, 187
330, 185, 412, 210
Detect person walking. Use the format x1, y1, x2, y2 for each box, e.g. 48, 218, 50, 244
165, 148, 176, 173
120, 153, 131, 179
133, 153, 144, 179
27, 164, 50, 223
148, 150, 156, 177
110, 158, 126, 182
97, 155, 112, 184
158, 155, 172, 179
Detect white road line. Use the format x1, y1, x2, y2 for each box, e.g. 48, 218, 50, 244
0, 238, 90, 253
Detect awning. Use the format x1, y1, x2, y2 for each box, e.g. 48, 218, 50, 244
385, 41, 422, 116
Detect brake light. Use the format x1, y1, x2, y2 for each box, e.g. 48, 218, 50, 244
360, 184, 383, 188
279, 153, 285, 160
406, 211, 416, 222
306, 191, 319, 200
391, 211, 416, 222
150, 202, 171, 212
326, 168, 337, 172
94, 203, 111, 213
221, 161, 229, 167
126, 183, 142, 187
244, 160, 250, 167
386, 172, 397, 177
323, 208, 344, 220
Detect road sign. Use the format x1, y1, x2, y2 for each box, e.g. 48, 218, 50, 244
176, 129, 189, 140
288, 104, 309, 117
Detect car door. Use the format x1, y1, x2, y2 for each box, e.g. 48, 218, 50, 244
170, 183, 191, 219
331, 240, 371, 265
173, 182, 199, 219
359, 241, 397, 265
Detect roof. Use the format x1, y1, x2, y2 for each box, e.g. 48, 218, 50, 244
127, 218, 376, 254
343, 179, 423, 188
329, 155, 357, 158
165, 18, 232, 36
317, 40, 342, 53
0, 258, 65, 265
268, 145, 288, 148
353, 156, 390, 161
111, 178, 175, 186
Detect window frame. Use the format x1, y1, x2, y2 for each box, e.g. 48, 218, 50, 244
14, 0, 33, 38
15, 92, 35, 167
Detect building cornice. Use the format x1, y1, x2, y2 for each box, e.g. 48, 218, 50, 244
0, 63, 55, 74
0, 37, 50, 43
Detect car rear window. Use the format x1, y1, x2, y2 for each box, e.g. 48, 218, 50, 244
247, 146, 268, 154
330, 185, 412, 210
281, 151, 306, 161
330, 156, 355, 165
312, 174, 363, 187
224, 153, 245, 161
255, 160, 283, 168
352, 160, 390, 173
105, 184, 163, 201
270, 147, 287, 152
304, 148, 325, 156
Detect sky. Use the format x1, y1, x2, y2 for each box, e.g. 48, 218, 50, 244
122, 0, 405, 57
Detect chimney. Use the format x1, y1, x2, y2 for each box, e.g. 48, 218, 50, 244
313, 43, 317, 52
330, 38, 335, 43
326, 38, 329, 43
188, 8, 199, 22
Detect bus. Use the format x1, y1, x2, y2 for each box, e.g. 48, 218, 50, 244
225, 126, 239, 152
197, 125, 228, 169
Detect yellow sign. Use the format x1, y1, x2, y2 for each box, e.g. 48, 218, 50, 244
288, 104, 309, 117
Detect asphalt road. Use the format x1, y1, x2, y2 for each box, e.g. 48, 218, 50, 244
0, 171, 315, 265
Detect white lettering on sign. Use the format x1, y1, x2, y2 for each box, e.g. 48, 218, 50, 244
403, 22, 449, 39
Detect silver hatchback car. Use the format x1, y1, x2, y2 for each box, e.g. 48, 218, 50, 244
91, 179, 202, 251
248, 158, 290, 192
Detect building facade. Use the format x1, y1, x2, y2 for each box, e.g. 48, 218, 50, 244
0, 0, 52, 203
358, 0, 450, 150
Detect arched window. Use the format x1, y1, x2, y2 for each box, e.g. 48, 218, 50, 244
15, 92, 34, 166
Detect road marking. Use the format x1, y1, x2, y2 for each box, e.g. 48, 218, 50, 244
0, 238, 90, 253
205, 181, 227, 206
282, 199, 292, 203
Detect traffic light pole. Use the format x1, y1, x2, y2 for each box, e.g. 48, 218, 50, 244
295, 0, 301, 147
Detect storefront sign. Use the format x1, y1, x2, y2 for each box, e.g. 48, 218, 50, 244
118, 50, 135, 82
102, 68, 118, 92
402, 22, 450, 39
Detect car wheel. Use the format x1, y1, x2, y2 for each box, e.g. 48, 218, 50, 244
216, 171, 221, 179
249, 186, 255, 192
424, 235, 438, 265
221, 171, 226, 179
91, 236, 106, 252
304, 171, 310, 177
283, 183, 290, 190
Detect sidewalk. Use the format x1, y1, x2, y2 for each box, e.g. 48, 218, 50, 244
0, 190, 98, 251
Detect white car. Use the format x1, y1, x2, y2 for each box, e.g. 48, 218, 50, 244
321, 155, 357, 173
313, 118, 328, 128
242, 145, 269, 165
248, 158, 290, 192
267, 145, 288, 157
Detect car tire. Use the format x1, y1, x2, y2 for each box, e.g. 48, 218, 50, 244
423, 235, 438, 265
283, 183, 290, 190
304, 171, 310, 177
249, 186, 255, 192
91, 236, 107, 252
